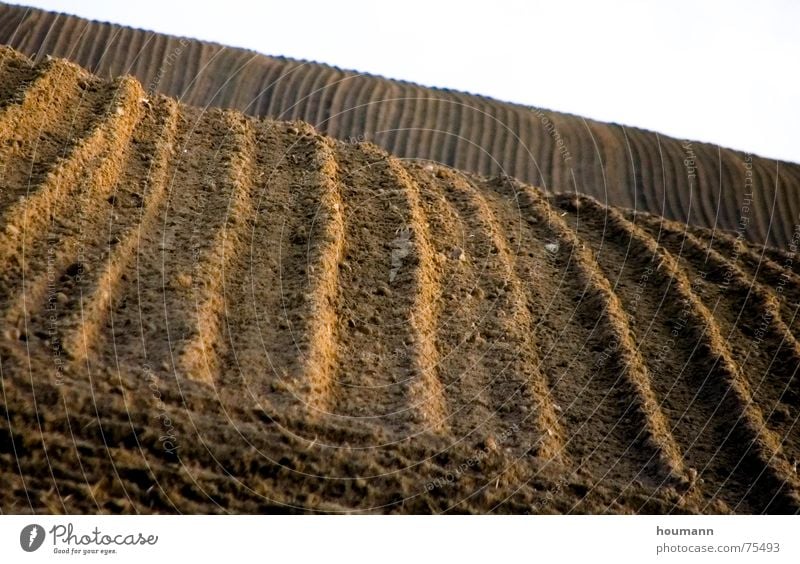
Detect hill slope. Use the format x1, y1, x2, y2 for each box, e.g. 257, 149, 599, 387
1, 2, 799, 249
1, 48, 799, 514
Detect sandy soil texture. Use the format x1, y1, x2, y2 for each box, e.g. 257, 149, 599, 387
1, 2, 799, 248
1, 48, 799, 514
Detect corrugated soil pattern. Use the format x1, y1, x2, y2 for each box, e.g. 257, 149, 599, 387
1, 48, 799, 514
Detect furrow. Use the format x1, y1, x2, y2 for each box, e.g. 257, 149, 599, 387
84, 20, 115, 75
517, 107, 544, 189
686, 142, 720, 235
1, 77, 144, 336
0, 47, 37, 110
549, 113, 574, 197
385, 158, 448, 430
0, 11, 26, 46
582, 120, 606, 197
317, 71, 350, 138
456, 174, 567, 460
513, 183, 687, 486
207, 121, 326, 415
88, 108, 252, 388
424, 94, 449, 166
587, 123, 625, 211
773, 165, 800, 249
633, 217, 800, 473
21, 11, 54, 62
409, 90, 436, 164
535, 111, 556, 192
564, 116, 591, 199
152, 113, 254, 384
625, 127, 655, 214
473, 100, 496, 176
359, 78, 386, 143
286, 62, 319, 122
265, 60, 297, 119
69, 18, 96, 70
308, 66, 340, 128
212, 50, 258, 112
5, 97, 177, 371
376, 83, 412, 158
120, 26, 149, 79
194, 41, 223, 105
637, 126, 668, 218
0, 73, 142, 240
173, 114, 258, 383
714, 148, 741, 241
653, 133, 678, 223
56, 98, 180, 364
0, 57, 84, 147
333, 74, 369, 143
496, 103, 521, 179
250, 59, 280, 117
372, 82, 402, 150
442, 93, 466, 171
770, 162, 800, 250
449, 98, 475, 173
282, 129, 346, 411
404, 166, 497, 442
663, 137, 693, 225
564, 195, 800, 512
746, 157, 773, 246
399, 89, 429, 162
328, 143, 447, 432
558, 198, 749, 510
639, 213, 800, 342
633, 213, 800, 339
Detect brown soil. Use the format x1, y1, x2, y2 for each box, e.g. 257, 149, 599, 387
1, 48, 799, 514
1, 3, 799, 248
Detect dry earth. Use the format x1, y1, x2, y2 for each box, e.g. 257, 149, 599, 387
1, 48, 799, 514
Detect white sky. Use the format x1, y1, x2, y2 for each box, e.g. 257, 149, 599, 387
17, 0, 800, 163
